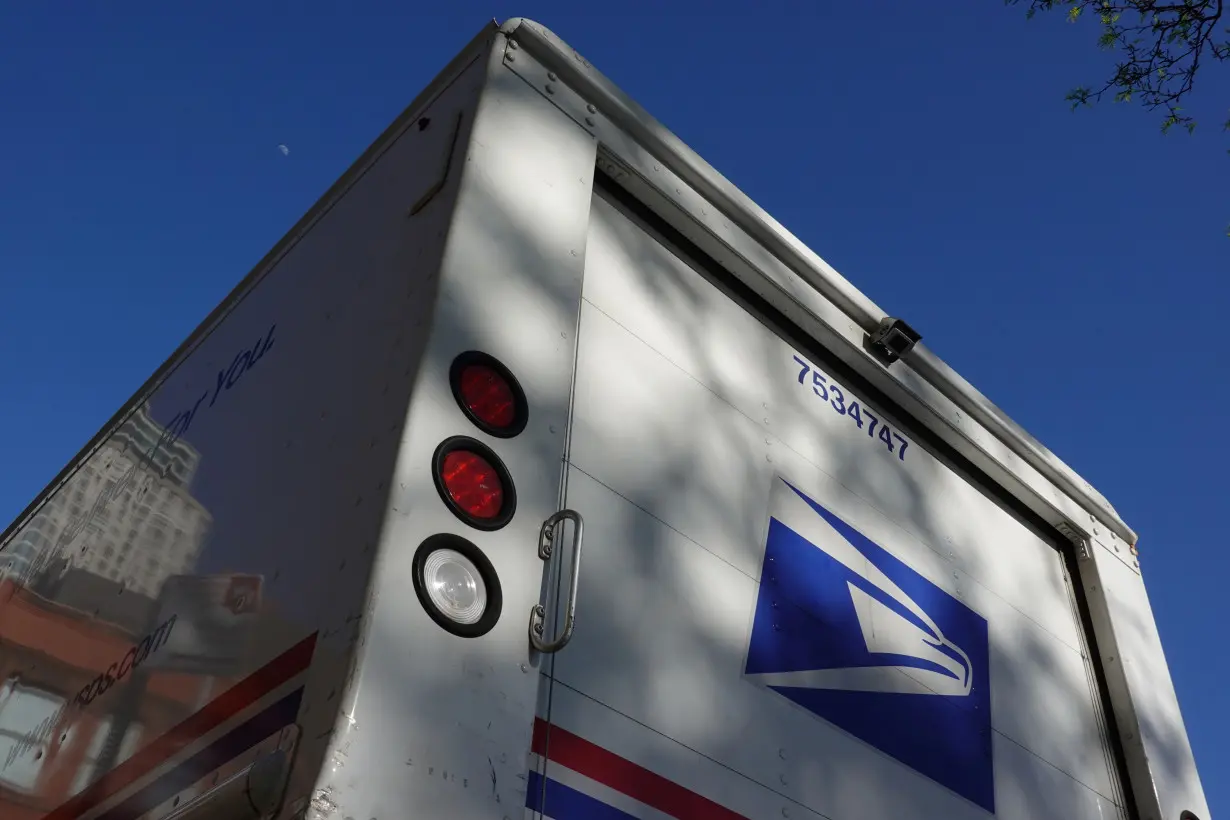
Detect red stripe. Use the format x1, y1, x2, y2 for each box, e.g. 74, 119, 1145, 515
45, 633, 318, 820
532, 718, 748, 820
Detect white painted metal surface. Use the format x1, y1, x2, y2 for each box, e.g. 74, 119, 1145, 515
498, 16, 1131, 549
496, 27, 1207, 820
0, 17, 1209, 820
1081, 536, 1212, 820
533, 191, 1130, 819
0, 23, 596, 820
299, 33, 596, 820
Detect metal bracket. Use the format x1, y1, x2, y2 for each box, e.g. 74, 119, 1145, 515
408, 111, 465, 217
866, 316, 921, 365
1054, 520, 1092, 559
1075, 539, 1092, 562
160, 724, 301, 820
502, 36, 601, 137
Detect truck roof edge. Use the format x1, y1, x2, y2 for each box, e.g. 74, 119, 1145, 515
498, 16, 1134, 545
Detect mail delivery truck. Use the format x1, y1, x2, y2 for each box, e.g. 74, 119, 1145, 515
0, 18, 1210, 820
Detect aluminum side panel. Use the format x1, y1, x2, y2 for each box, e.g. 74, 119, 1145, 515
0, 41, 489, 820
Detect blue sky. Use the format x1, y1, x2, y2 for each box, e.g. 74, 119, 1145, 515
1, 0, 1225, 813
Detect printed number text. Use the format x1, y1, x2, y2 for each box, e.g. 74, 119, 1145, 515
792, 355, 910, 463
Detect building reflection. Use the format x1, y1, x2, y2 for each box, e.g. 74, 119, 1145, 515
3, 404, 210, 604
0, 404, 233, 818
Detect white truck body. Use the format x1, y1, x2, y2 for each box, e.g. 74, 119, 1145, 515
0, 19, 1209, 820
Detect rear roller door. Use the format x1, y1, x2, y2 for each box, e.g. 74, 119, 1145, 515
531, 184, 1129, 820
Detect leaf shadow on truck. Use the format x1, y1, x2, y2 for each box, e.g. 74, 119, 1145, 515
0, 21, 1206, 820
382, 157, 1156, 817
553, 202, 1115, 815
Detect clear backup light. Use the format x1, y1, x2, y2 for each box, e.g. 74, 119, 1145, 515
422, 548, 486, 625
412, 534, 503, 638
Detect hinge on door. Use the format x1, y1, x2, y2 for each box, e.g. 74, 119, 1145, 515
1074, 539, 1092, 561
1055, 521, 1092, 560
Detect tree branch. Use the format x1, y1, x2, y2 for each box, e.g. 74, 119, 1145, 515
1007, 0, 1226, 134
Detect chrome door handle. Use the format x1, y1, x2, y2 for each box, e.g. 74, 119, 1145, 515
529, 509, 584, 653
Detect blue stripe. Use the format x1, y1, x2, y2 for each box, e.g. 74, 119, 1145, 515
96, 687, 304, 820
526, 771, 639, 820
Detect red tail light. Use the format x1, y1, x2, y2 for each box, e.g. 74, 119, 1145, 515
449, 352, 528, 438
441, 449, 503, 520
432, 437, 517, 530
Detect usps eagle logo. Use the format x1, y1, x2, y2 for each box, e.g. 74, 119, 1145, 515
746, 478, 995, 813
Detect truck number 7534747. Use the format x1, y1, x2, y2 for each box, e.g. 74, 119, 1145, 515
792, 353, 910, 464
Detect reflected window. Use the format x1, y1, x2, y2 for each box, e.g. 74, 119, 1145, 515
0, 681, 65, 792
68, 719, 142, 796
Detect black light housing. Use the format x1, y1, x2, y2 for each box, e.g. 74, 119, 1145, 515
412, 533, 503, 638
866, 317, 921, 365
432, 436, 517, 531
448, 351, 529, 438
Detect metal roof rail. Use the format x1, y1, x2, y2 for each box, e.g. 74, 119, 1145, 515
499, 17, 1134, 545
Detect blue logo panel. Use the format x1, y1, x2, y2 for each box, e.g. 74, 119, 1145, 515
746, 479, 994, 813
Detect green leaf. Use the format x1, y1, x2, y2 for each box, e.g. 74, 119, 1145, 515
1064, 85, 1094, 110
